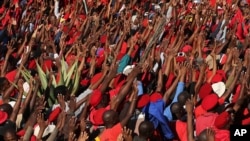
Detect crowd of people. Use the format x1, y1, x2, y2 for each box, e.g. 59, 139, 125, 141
0, 0, 250, 141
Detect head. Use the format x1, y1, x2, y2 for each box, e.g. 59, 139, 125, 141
54, 85, 69, 100
3, 128, 17, 141
102, 110, 119, 128
171, 102, 186, 120
178, 91, 190, 106
0, 104, 13, 117
197, 128, 214, 141
138, 121, 154, 139
0, 77, 10, 93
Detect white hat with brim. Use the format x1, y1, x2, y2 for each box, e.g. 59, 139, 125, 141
33, 124, 56, 138
212, 81, 226, 97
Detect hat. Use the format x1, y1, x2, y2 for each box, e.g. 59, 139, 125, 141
199, 83, 212, 99
89, 108, 106, 125
150, 92, 162, 103
34, 124, 56, 137
123, 65, 135, 76
211, 74, 223, 83
8, 101, 16, 108
0, 111, 8, 124
100, 35, 107, 44
91, 73, 103, 85
89, 89, 102, 107
214, 111, 230, 129
212, 82, 226, 97
176, 56, 186, 62
137, 94, 150, 108
201, 94, 219, 111
181, 45, 192, 53
48, 107, 62, 122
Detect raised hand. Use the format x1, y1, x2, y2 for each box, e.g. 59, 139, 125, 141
57, 94, 66, 110
77, 132, 89, 141
68, 117, 79, 133
37, 113, 49, 130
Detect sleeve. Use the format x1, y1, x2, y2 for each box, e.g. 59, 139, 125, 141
117, 54, 131, 73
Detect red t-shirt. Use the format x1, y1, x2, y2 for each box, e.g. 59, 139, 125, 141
99, 123, 122, 141
196, 112, 218, 136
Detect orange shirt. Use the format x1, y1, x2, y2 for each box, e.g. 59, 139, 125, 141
99, 123, 122, 141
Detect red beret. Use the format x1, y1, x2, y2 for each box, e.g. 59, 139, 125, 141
137, 94, 150, 108
214, 111, 230, 129
48, 107, 62, 122
90, 108, 106, 125
42, 60, 53, 72
100, 35, 107, 44
63, 13, 70, 20
16, 129, 25, 137
181, 45, 192, 53
89, 89, 102, 107
150, 92, 162, 103
201, 94, 218, 111
5, 69, 17, 83
91, 72, 103, 85
176, 56, 186, 63
0, 111, 8, 124
211, 74, 223, 83
216, 70, 226, 81
199, 83, 212, 99
80, 79, 90, 86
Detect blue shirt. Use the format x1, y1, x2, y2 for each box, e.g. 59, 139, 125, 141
163, 82, 185, 121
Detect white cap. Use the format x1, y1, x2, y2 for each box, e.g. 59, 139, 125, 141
212, 82, 226, 97
123, 65, 135, 76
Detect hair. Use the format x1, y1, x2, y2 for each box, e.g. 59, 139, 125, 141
178, 91, 191, 106
0, 77, 8, 92
138, 121, 154, 138
54, 85, 68, 97
197, 129, 209, 141
0, 104, 13, 116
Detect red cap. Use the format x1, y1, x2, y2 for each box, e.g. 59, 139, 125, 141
80, 79, 90, 86
214, 111, 230, 129
48, 107, 62, 122
63, 13, 70, 20
176, 56, 186, 62
211, 74, 223, 83
201, 94, 219, 111
42, 60, 53, 72
199, 83, 212, 99
89, 89, 102, 107
181, 45, 192, 53
216, 70, 226, 81
5, 69, 17, 83
100, 35, 107, 44
137, 94, 150, 108
90, 108, 106, 125
150, 92, 162, 103
91, 72, 103, 85
0, 111, 8, 124
16, 129, 25, 137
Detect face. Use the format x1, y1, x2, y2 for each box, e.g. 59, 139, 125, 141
3, 132, 17, 141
